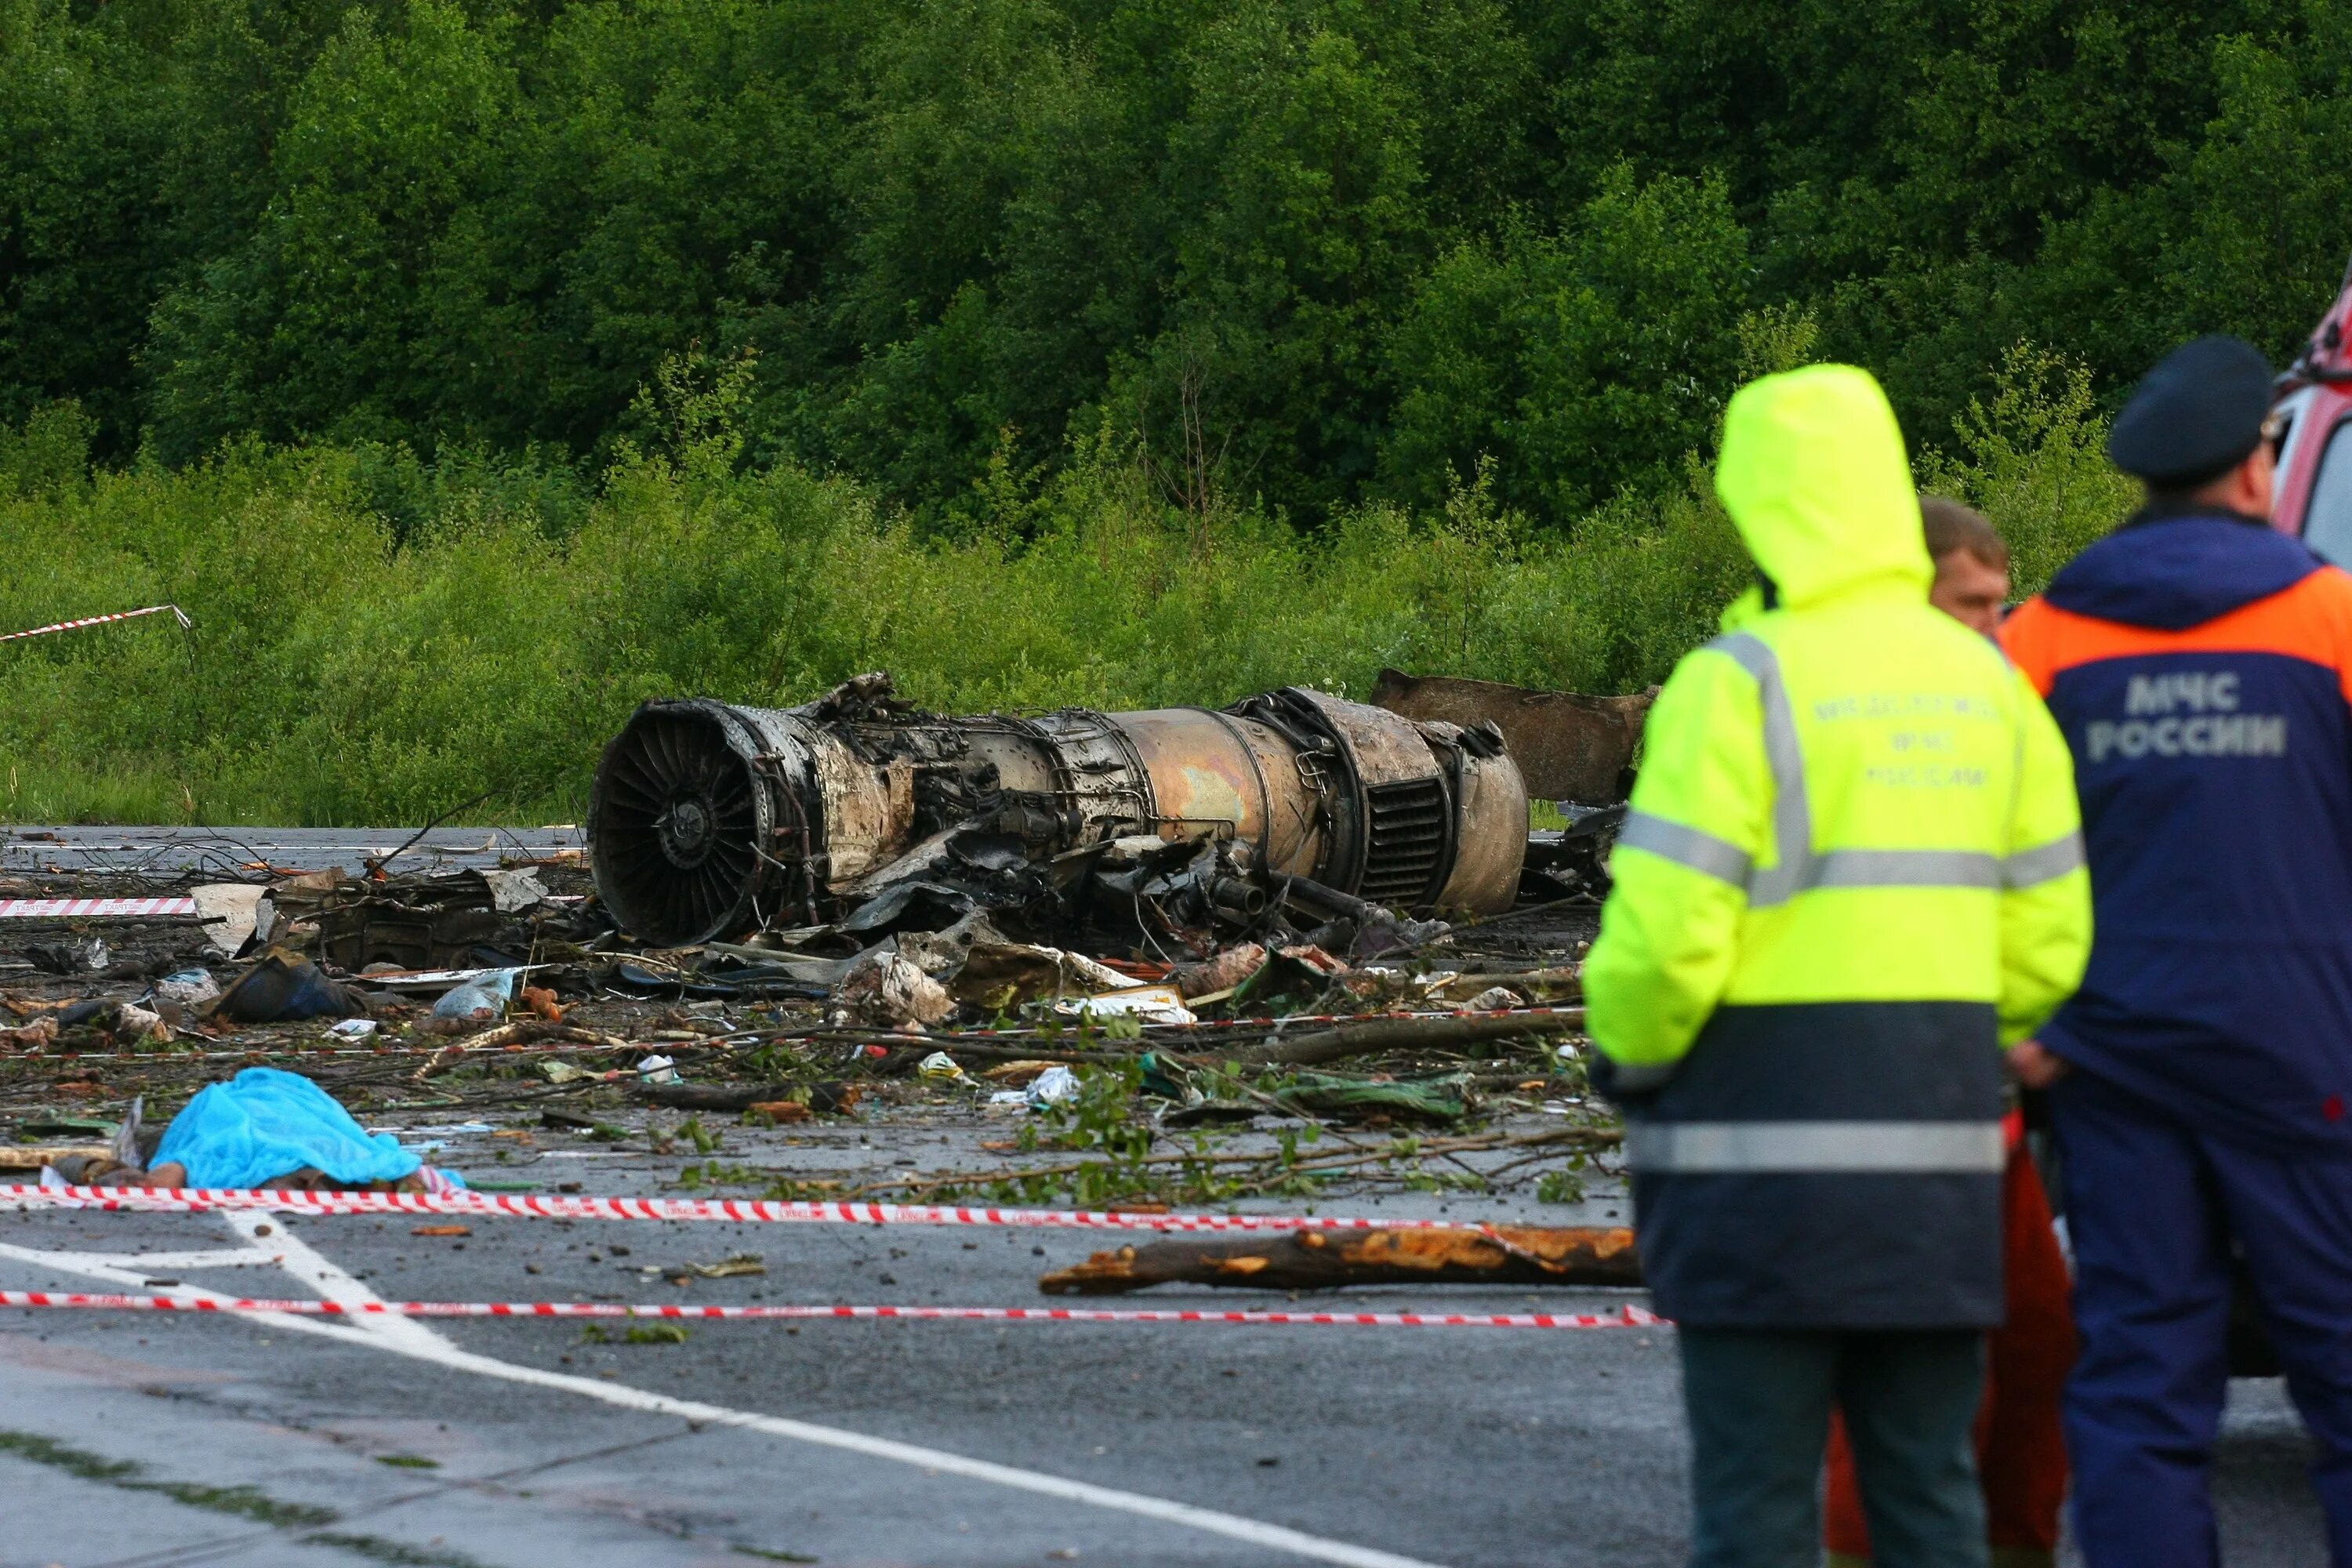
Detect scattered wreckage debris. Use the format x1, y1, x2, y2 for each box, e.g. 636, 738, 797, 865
0, 666, 1648, 1218
588, 673, 1529, 949
1039, 1223, 1642, 1294
1369, 668, 1653, 806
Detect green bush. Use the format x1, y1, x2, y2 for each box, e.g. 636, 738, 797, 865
0, 343, 2126, 824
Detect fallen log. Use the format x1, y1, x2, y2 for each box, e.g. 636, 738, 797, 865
1243, 1007, 1584, 1067
1038, 1223, 1642, 1294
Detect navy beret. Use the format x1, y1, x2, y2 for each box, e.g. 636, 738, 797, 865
2107, 335, 2274, 485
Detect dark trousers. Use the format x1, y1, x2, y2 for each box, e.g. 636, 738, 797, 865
2052, 1069, 2352, 1567
1680, 1326, 1987, 1568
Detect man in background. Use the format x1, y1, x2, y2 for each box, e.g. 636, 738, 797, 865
2002, 335, 2352, 1566
1923, 497, 2013, 636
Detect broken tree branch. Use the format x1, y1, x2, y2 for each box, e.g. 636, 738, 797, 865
1243, 1008, 1585, 1067
412, 1021, 631, 1082
1038, 1224, 1642, 1294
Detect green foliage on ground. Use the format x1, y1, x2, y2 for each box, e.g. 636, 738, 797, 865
5, 0, 2349, 528
0, 347, 2129, 825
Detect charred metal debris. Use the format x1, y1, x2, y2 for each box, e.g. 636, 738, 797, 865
589, 673, 1532, 953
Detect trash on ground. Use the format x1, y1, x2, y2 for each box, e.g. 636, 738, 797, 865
328, 1017, 379, 1039
916, 1051, 971, 1085
431, 967, 520, 1023
833, 949, 953, 1027
1040, 987, 1195, 1025
1025, 1064, 1080, 1108
25, 936, 108, 975
154, 968, 222, 1007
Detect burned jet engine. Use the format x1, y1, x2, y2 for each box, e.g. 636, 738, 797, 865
590, 674, 1528, 948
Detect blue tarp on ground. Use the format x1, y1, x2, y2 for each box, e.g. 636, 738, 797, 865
153, 1066, 424, 1189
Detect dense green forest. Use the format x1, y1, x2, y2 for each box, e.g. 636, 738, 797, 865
0, 0, 2342, 818
9, 0, 2351, 525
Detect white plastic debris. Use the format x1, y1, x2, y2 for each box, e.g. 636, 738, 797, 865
1044, 986, 1196, 1026
328, 1018, 379, 1039
481, 867, 550, 913
637, 1053, 679, 1084
1025, 1065, 1081, 1108
154, 968, 222, 1007
1457, 985, 1523, 1013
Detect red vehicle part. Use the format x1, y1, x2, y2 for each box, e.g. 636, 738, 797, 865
2267, 256, 2352, 556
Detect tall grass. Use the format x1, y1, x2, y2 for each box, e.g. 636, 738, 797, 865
0, 351, 2132, 825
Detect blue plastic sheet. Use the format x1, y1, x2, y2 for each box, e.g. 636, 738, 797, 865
153, 1067, 430, 1189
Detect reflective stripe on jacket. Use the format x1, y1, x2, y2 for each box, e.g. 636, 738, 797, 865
1583, 364, 2092, 1329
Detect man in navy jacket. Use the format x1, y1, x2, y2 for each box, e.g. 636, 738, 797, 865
2004, 336, 2352, 1566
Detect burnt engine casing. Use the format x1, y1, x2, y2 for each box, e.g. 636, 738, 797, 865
590, 677, 1527, 946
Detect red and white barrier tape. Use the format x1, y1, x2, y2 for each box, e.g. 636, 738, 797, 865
6, 1004, 1587, 1062
0, 1289, 1662, 1332
4, 1184, 1467, 1232
0, 896, 198, 919
0, 603, 191, 644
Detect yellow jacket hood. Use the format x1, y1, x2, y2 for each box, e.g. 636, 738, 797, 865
1714, 364, 1929, 609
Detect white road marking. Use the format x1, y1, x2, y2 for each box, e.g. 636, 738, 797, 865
41, 1248, 284, 1272
0, 1216, 1450, 1568
0, 1239, 391, 1352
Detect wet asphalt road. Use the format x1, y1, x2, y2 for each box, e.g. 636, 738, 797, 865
0, 822, 2330, 1564
0, 1184, 2332, 1568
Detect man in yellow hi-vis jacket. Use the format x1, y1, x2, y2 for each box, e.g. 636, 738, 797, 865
1584, 364, 2092, 1568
